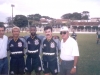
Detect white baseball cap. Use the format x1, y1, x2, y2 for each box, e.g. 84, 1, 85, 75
60, 26, 69, 32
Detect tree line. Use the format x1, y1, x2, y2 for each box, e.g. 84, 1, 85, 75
0, 11, 90, 27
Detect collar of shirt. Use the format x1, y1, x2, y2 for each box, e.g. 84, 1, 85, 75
46, 37, 53, 42
62, 36, 71, 43
30, 35, 37, 39
13, 37, 19, 42
0, 35, 4, 40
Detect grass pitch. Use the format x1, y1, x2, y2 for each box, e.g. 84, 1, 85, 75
6, 33, 100, 75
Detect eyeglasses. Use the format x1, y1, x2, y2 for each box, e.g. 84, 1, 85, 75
60, 31, 67, 35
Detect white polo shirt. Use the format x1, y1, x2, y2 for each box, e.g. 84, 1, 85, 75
60, 36, 79, 61
0, 35, 8, 59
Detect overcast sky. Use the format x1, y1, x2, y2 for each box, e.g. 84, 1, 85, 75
0, 0, 100, 22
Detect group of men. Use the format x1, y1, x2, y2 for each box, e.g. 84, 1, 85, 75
0, 25, 79, 75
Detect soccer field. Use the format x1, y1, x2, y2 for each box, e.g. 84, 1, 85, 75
6, 33, 100, 75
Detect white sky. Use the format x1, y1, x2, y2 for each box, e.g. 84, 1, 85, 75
0, 0, 100, 22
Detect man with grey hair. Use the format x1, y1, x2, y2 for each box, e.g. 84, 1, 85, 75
60, 26, 79, 75
0, 25, 8, 75
8, 26, 27, 75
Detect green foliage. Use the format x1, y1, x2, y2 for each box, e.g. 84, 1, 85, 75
61, 12, 82, 20
6, 17, 12, 25
81, 11, 89, 20
0, 22, 4, 26
41, 16, 53, 20
27, 14, 41, 21
82, 15, 89, 20
61, 11, 89, 20
33, 14, 41, 21
13, 15, 28, 27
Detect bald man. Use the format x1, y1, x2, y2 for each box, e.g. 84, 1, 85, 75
8, 27, 27, 75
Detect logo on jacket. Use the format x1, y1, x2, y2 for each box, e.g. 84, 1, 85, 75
28, 41, 31, 44
10, 44, 14, 47
34, 39, 39, 45
18, 42, 22, 47
44, 44, 46, 47
50, 42, 55, 48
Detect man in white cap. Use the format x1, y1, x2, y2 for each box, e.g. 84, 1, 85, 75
60, 26, 79, 75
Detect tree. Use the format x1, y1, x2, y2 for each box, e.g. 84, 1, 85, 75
0, 22, 4, 26
61, 11, 90, 20
71, 12, 82, 20
33, 14, 41, 21
61, 12, 81, 20
27, 14, 41, 26
82, 11, 89, 16
27, 14, 34, 20
41, 16, 54, 20
61, 13, 72, 19
81, 15, 89, 20
82, 11, 89, 20
13, 15, 28, 27
27, 14, 41, 21
6, 17, 12, 26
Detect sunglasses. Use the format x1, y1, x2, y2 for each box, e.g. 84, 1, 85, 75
60, 31, 67, 35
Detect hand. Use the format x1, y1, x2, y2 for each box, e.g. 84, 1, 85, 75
70, 68, 76, 74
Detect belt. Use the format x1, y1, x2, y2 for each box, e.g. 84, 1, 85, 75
11, 51, 23, 54
43, 52, 55, 55
0, 57, 7, 60
28, 49, 38, 53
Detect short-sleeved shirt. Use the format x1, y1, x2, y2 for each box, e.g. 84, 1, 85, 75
0, 35, 8, 59
60, 36, 79, 61
24, 35, 41, 57
8, 37, 27, 58
42, 38, 61, 61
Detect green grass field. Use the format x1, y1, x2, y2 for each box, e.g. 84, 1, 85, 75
6, 33, 100, 75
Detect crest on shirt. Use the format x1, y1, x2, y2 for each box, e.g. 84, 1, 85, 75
10, 44, 14, 47
18, 42, 22, 47
50, 42, 55, 48
44, 44, 46, 47
28, 41, 30, 44
34, 39, 39, 45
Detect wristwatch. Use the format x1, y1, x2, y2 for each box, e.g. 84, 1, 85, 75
74, 66, 76, 68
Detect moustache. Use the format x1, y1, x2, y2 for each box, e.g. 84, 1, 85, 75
46, 34, 50, 36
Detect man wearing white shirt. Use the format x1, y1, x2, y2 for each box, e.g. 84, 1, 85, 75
0, 25, 8, 75
60, 26, 79, 75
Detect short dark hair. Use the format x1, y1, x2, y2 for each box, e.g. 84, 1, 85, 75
44, 26, 52, 32
0, 25, 5, 30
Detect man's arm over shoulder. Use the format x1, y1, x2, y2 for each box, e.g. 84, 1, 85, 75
54, 39, 61, 51
40, 37, 46, 55
37, 35, 45, 42
20, 37, 28, 54
23, 36, 30, 41
7, 37, 12, 51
